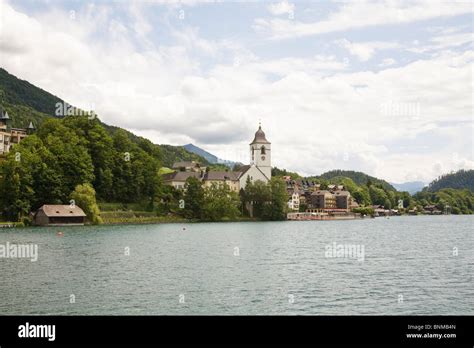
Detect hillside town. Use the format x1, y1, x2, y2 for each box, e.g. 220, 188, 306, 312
161, 124, 454, 221
0, 107, 462, 226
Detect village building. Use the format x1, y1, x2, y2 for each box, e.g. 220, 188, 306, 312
311, 190, 337, 209
0, 106, 34, 155
309, 188, 357, 212
33, 205, 87, 226
162, 171, 201, 190
287, 192, 300, 211
334, 190, 351, 210
172, 161, 206, 172
163, 124, 272, 191
202, 171, 241, 191
423, 205, 442, 215
371, 205, 390, 216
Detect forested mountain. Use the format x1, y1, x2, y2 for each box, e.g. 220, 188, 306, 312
424, 170, 474, 192
0, 68, 62, 116
317, 170, 396, 191
0, 68, 208, 168
183, 143, 238, 167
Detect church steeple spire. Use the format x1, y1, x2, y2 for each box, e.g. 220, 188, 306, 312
250, 123, 270, 145
249, 124, 271, 179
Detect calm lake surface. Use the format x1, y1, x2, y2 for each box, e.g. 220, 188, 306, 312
0, 215, 472, 315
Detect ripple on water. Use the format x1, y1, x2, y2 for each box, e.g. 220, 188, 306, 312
0, 216, 473, 315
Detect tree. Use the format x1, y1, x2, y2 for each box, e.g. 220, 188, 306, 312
242, 178, 288, 220
37, 118, 95, 200
243, 179, 271, 218
183, 177, 205, 219
63, 116, 116, 201
352, 188, 371, 206
70, 183, 103, 224
0, 135, 54, 220
262, 177, 288, 220
369, 185, 388, 206
202, 183, 240, 221
156, 185, 183, 215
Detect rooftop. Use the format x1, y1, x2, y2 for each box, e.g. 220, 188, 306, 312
250, 124, 270, 145
38, 205, 86, 217
204, 171, 240, 181
162, 171, 201, 182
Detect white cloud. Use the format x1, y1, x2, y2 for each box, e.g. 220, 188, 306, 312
255, 0, 472, 39
268, 1, 294, 16
337, 39, 400, 61
408, 32, 473, 53
0, 0, 472, 183
379, 58, 396, 67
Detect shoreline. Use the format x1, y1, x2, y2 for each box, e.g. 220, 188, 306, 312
0, 213, 471, 229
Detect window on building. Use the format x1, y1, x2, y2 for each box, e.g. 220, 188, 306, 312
261, 146, 266, 154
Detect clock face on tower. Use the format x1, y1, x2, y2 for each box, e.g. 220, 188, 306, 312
261, 155, 265, 161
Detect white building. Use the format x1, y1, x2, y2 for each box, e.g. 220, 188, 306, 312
288, 192, 300, 211
163, 124, 272, 191
238, 124, 271, 189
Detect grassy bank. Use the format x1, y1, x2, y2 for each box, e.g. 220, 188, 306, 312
0, 222, 22, 228
100, 211, 187, 225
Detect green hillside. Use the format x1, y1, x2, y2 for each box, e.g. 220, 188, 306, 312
424, 169, 474, 192
317, 170, 396, 191
0, 68, 62, 116
0, 67, 208, 167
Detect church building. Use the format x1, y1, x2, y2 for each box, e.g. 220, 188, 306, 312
163, 124, 272, 191
237, 124, 272, 189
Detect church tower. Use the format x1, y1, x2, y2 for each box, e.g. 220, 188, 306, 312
250, 124, 271, 179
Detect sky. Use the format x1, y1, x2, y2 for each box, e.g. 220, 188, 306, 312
0, 0, 472, 183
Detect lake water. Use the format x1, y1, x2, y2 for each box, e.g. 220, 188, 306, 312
0, 215, 472, 315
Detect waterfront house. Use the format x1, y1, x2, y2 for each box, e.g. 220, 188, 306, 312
310, 190, 337, 209
34, 205, 87, 226
334, 190, 351, 210
423, 205, 442, 215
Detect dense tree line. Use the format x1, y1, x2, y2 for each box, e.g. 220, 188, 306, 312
316, 170, 396, 191
414, 188, 474, 214
0, 116, 161, 221
271, 167, 301, 179
424, 169, 474, 192
273, 171, 474, 215
158, 176, 288, 222
316, 175, 473, 214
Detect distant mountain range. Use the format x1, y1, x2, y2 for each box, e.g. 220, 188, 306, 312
183, 143, 240, 168
390, 181, 426, 194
